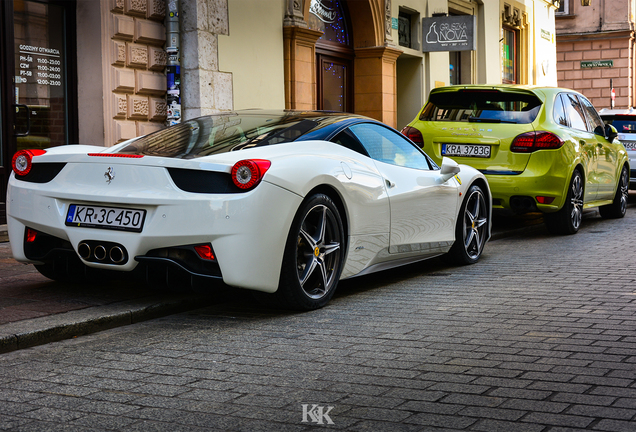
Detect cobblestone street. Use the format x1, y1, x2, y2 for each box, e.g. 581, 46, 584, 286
1, 210, 635, 431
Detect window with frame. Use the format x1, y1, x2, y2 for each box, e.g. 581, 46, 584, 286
502, 27, 518, 84
556, 0, 570, 15
347, 123, 431, 170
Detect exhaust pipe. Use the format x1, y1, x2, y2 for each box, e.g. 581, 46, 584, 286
109, 246, 125, 264
78, 242, 91, 260
78, 240, 128, 265
94, 245, 107, 261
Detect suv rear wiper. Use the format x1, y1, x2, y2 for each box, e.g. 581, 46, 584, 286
468, 116, 517, 124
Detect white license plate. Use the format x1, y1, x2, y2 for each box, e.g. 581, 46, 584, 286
622, 140, 636, 150
442, 144, 491, 158
66, 204, 146, 232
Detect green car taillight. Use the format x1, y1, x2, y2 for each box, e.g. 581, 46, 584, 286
511, 131, 564, 153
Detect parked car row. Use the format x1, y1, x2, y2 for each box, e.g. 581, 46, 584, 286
402, 85, 629, 235
5, 85, 629, 310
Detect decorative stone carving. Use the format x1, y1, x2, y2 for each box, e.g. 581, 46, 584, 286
148, 47, 167, 71
385, 0, 394, 45
110, 40, 126, 66
148, 0, 166, 21
150, 97, 167, 121
284, 0, 307, 28
127, 43, 148, 68
111, 0, 124, 13
125, 0, 147, 18
128, 94, 149, 120
113, 94, 127, 119
503, 4, 522, 27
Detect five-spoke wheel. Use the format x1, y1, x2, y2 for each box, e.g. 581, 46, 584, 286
279, 194, 345, 310
599, 165, 629, 219
545, 169, 583, 235
446, 184, 489, 264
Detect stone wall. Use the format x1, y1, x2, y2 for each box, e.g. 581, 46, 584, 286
556, 35, 631, 109
102, 0, 168, 145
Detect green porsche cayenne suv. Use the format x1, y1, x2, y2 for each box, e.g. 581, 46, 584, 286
402, 85, 629, 235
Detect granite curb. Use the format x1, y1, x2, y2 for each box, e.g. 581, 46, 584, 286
0, 294, 215, 354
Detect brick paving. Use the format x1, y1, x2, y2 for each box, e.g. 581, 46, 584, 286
0, 209, 635, 430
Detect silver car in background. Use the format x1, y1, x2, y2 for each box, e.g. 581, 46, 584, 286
600, 108, 636, 188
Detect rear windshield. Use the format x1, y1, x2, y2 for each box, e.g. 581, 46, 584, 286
115, 114, 327, 159
419, 89, 542, 124
602, 115, 636, 133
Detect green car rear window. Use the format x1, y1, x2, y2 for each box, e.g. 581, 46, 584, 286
420, 89, 542, 124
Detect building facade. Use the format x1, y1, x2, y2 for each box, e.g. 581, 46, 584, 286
556, 0, 635, 109
0, 0, 558, 223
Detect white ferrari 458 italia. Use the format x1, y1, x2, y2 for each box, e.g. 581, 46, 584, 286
7, 111, 491, 310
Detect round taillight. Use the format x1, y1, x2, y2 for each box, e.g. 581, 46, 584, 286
11, 149, 46, 176
231, 159, 271, 190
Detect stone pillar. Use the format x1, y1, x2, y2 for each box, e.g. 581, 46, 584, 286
181, 0, 232, 120
283, 26, 322, 110
100, 0, 168, 146
354, 46, 402, 128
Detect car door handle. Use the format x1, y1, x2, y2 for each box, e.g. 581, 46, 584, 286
385, 179, 395, 189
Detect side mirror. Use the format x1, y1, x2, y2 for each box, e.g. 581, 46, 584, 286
440, 157, 460, 183
605, 124, 618, 142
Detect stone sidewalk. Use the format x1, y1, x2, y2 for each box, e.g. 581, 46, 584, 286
0, 207, 635, 431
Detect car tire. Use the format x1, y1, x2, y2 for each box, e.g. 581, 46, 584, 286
544, 169, 584, 235
277, 193, 345, 311
599, 165, 628, 219
445, 184, 489, 265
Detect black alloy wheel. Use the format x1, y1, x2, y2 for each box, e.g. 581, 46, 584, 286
446, 184, 488, 265
599, 165, 629, 219
278, 193, 345, 310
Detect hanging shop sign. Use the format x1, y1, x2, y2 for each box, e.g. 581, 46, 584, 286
422, 15, 476, 52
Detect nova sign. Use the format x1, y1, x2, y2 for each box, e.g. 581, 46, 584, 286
422, 15, 476, 52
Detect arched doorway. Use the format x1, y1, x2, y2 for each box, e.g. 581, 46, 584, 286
307, 0, 353, 112
283, 0, 401, 127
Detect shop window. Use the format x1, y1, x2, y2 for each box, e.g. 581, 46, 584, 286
308, 0, 350, 47
398, 11, 411, 48
450, 51, 460, 85
502, 27, 518, 84
398, 8, 419, 51
556, 0, 570, 15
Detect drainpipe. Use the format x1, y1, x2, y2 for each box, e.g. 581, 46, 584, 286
166, 0, 181, 126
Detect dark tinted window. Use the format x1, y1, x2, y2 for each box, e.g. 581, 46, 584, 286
331, 129, 369, 156
419, 89, 542, 124
553, 94, 568, 127
602, 115, 636, 133
348, 123, 431, 170
113, 113, 357, 159
578, 95, 604, 135
561, 93, 587, 131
